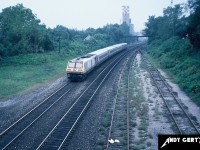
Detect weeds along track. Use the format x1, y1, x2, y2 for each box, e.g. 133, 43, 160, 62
106, 50, 138, 150
141, 53, 200, 134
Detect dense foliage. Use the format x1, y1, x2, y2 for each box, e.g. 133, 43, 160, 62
0, 4, 53, 56
147, 37, 200, 104
187, 0, 200, 49
0, 4, 134, 58
143, 4, 187, 41
51, 23, 134, 56
143, 0, 200, 49
144, 0, 200, 104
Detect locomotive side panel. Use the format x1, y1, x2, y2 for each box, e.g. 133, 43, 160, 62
84, 57, 96, 72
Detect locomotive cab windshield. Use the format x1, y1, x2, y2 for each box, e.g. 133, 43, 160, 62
68, 62, 83, 69
75, 62, 83, 68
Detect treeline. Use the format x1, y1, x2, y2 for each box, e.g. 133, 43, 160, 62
143, 0, 200, 104
0, 4, 134, 57
143, 0, 200, 50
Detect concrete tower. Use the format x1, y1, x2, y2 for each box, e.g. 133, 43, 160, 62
122, 6, 134, 35
122, 6, 130, 26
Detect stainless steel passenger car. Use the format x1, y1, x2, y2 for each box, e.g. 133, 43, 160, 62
66, 43, 127, 81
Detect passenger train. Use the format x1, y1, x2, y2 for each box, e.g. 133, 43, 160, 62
66, 43, 127, 81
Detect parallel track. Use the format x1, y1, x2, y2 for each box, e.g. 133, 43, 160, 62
0, 44, 143, 150
0, 82, 73, 149
36, 49, 131, 150
106, 50, 137, 150
0, 49, 126, 149
142, 53, 200, 134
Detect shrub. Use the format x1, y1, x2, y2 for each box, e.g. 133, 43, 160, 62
147, 37, 200, 105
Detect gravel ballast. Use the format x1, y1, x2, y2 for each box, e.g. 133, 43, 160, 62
0, 51, 200, 149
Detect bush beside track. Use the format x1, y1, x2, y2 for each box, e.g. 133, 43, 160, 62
145, 36, 200, 105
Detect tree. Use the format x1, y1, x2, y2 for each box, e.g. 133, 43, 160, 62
0, 4, 53, 56
143, 4, 186, 42
187, 0, 200, 49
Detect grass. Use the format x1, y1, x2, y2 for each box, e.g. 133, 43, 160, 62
0, 51, 80, 101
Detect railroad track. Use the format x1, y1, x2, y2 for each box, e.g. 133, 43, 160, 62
0, 44, 143, 149
141, 53, 200, 135
106, 50, 138, 150
36, 49, 134, 150
0, 81, 74, 149
0, 49, 127, 149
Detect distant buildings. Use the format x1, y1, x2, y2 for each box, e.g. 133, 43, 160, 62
122, 6, 134, 35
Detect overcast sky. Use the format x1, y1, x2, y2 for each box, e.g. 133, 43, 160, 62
1, 0, 188, 32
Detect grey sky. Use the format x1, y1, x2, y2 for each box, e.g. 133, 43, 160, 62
1, 0, 188, 32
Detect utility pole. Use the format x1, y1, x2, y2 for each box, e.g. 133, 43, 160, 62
58, 34, 61, 53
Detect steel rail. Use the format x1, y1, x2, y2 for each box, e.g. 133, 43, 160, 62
0, 44, 145, 150
1, 88, 71, 150
147, 66, 182, 134
126, 50, 137, 150
106, 50, 138, 150
127, 63, 130, 150
58, 49, 130, 150
0, 82, 70, 137
142, 53, 200, 134
106, 54, 130, 150
36, 50, 129, 150
155, 68, 200, 134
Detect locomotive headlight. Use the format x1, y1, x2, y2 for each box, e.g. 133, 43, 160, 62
66, 68, 72, 71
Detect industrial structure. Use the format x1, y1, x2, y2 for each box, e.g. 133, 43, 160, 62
122, 5, 134, 35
